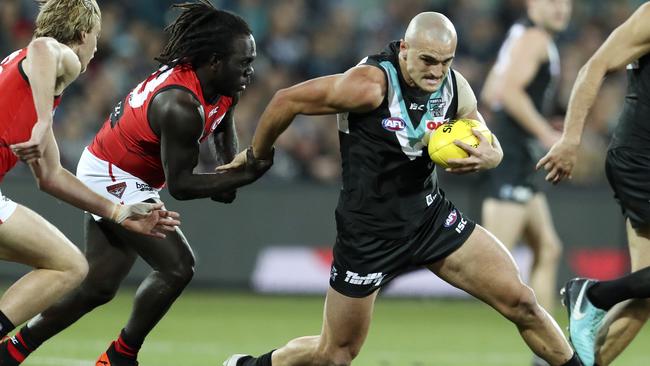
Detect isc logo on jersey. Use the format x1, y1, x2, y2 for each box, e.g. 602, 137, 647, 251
382, 117, 406, 131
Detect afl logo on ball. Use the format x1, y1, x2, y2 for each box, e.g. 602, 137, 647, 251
444, 209, 458, 227
382, 117, 406, 131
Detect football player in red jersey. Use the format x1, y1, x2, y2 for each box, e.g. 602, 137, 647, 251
0, 0, 180, 362
0, 1, 271, 366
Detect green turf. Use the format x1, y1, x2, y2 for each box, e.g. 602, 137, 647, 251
21, 290, 649, 366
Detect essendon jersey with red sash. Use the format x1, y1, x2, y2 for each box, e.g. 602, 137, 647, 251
0, 48, 62, 182
89, 65, 232, 188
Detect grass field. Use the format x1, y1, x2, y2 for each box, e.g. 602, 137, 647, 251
20, 289, 649, 366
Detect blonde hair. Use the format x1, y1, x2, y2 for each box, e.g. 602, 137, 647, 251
34, 0, 101, 45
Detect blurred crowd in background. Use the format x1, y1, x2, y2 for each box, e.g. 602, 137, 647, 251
1, 0, 645, 184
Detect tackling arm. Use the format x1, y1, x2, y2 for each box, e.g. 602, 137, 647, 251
251, 65, 386, 159
154, 89, 270, 200
28, 128, 180, 238
28, 127, 116, 219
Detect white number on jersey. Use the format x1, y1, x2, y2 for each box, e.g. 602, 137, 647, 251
128, 66, 174, 108
0, 50, 22, 75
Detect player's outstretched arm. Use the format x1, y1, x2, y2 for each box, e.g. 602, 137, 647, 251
537, 3, 650, 184
153, 89, 272, 200
28, 129, 180, 238
216, 65, 386, 174
250, 65, 387, 159
10, 38, 81, 163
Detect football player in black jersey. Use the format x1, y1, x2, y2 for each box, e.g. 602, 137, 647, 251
539, 3, 650, 366
480, 3, 572, 365
221, 12, 582, 366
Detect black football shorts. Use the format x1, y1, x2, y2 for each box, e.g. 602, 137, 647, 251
330, 189, 476, 298
605, 147, 650, 230
485, 143, 538, 204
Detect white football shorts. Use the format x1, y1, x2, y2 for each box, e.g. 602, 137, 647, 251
76, 147, 161, 221
0, 188, 18, 224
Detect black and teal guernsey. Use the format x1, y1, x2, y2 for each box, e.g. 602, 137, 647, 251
486, 17, 560, 201
610, 53, 650, 150
335, 41, 459, 239
490, 17, 560, 154
605, 52, 650, 229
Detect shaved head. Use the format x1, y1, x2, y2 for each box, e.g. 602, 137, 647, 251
399, 12, 457, 93
404, 12, 457, 49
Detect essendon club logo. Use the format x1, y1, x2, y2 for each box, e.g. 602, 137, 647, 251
106, 182, 127, 199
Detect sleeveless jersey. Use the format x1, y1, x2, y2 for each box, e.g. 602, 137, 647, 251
490, 18, 560, 151
336, 41, 459, 239
0, 48, 62, 182
610, 53, 650, 150
89, 65, 233, 188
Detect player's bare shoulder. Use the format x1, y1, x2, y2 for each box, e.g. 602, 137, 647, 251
350, 63, 386, 84
519, 27, 553, 59
23, 37, 82, 91
149, 87, 204, 136
340, 64, 387, 112
57, 44, 82, 89
452, 69, 478, 118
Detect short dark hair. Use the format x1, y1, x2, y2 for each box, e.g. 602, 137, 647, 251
156, 0, 252, 68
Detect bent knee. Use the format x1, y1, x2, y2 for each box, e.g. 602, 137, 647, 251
319, 342, 361, 366
80, 282, 120, 307
164, 259, 195, 288
59, 251, 89, 289
628, 298, 650, 316
539, 237, 562, 262
316, 346, 360, 366
498, 284, 542, 324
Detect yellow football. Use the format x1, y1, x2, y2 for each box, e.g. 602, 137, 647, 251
428, 119, 492, 168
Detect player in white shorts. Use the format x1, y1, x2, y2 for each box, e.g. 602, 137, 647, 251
4, 3, 271, 366
0, 2, 179, 364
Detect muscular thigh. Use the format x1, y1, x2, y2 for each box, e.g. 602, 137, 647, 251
104, 219, 194, 270
428, 225, 524, 305
84, 214, 138, 285
0, 205, 82, 268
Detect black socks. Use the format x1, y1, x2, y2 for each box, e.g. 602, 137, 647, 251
588, 266, 650, 311
0, 311, 15, 338
240, 350, 274, 366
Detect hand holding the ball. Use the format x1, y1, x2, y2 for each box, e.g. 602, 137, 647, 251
445, 129, 503, 174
